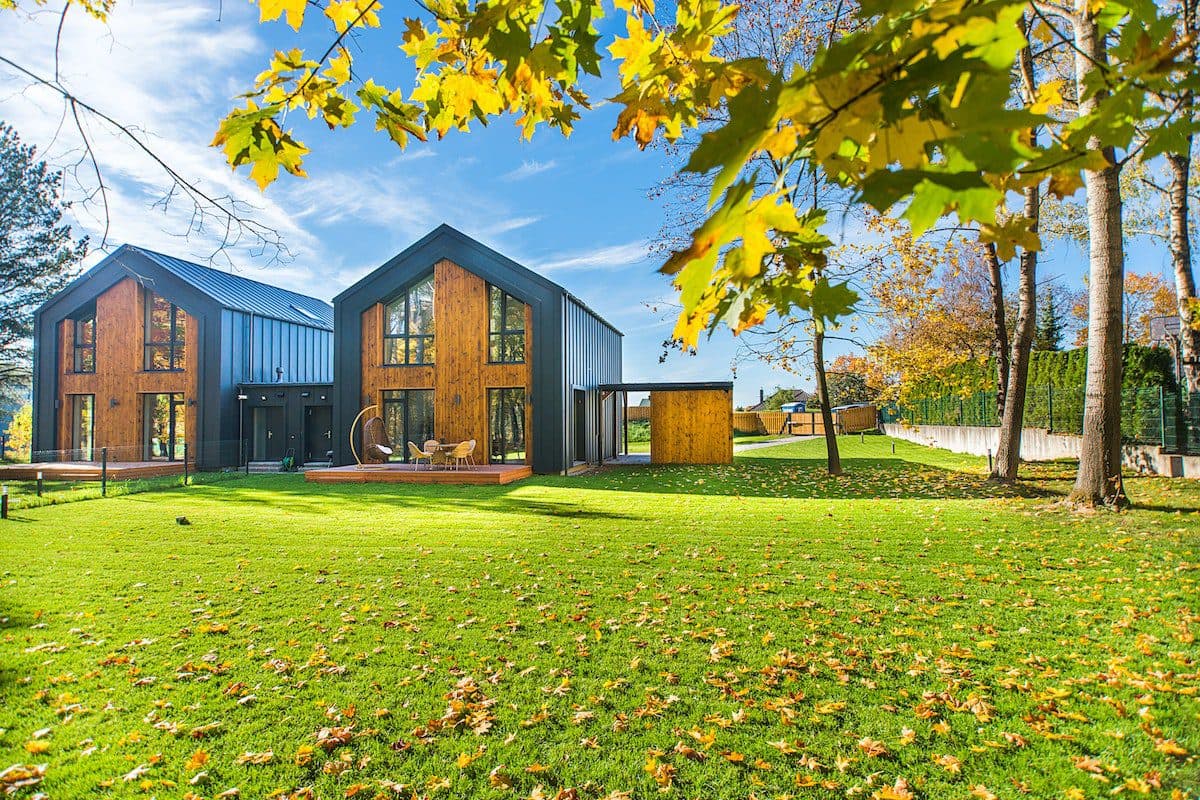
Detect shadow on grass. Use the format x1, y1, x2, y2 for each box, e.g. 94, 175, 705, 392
169, 479, 649, 520
577, 456, 1064, 501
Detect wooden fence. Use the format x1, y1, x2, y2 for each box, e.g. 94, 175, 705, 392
729, 406, 879, 435
626, 406, 652, 422
838, 405, 879, 433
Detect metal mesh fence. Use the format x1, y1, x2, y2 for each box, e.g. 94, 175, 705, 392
0, 439, 256, 514
894, 385, 1200, 453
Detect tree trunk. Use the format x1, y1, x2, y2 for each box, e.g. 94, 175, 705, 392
1069, 12, 1127, 508
984, 242, 1010, 420
992, 185, 1039, 482
1167, 150, 1200, 393
813, 323, 842, 476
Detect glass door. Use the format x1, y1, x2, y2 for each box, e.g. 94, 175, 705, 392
70, 394, 95, 461
381, 389, 434, 461
143, 393, 186, 461
489, 388, 526, 463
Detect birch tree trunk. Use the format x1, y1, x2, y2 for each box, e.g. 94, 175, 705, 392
991, 24, 1039, 483
1167, 148, 1200, 393
992, 185, 1039, 482
1167, 0, 1200, 394
1069, 11, 1127, 507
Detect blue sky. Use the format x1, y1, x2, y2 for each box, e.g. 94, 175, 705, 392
2, 0, 1179, 407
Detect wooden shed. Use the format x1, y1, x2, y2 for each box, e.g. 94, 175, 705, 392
601, 382, 733, 465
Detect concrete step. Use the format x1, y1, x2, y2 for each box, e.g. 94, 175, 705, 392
247, 461, 333, 473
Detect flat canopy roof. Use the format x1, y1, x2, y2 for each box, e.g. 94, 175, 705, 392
599, 381, 733, 392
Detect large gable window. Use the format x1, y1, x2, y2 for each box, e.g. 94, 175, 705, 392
488, 285, 525, 364
384, 275, 435, 365
144, 289, 186, 371
72, 313, 96, 373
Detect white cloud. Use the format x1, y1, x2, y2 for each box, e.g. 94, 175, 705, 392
502, 159, 557, 181
0, 0, 329, 278
535, 241, 650, 272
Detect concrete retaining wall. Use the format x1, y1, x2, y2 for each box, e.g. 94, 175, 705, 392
881, 423, 1200, 478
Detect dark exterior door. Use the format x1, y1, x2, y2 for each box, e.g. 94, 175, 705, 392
573, 389, 587, 463
304, 405, 332, 463
252, 406, 286, 461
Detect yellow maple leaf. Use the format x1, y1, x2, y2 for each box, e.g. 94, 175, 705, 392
258, 0, 307, 31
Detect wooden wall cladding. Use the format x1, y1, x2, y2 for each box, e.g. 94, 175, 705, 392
649, 389, 733, 464
56, 277, 199, 459
359, 259, 533, 460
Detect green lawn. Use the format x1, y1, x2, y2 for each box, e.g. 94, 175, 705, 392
623, 433, 791, 453
1, 437, 1198, 799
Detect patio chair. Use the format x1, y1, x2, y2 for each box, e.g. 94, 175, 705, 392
466, 439, 478, 467
448, 440, 472, 470
362, 416, 393, 464
407, 441, 432, 470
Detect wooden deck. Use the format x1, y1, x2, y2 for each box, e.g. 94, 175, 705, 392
304, 463, 532, 485
0, 461, 188, 481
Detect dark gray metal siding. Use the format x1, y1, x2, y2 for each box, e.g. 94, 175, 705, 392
563, 295, 623, 466
223, 310, 333, 385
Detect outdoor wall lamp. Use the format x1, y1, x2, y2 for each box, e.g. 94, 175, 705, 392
188, 399, 197, 406
109, 398, 119, 408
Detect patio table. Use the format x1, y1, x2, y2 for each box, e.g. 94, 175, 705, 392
428, 442, 461, 467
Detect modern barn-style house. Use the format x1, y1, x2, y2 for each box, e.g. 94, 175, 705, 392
16, 227, 733, 484
329, 225, 624, 476
30, 245, 333, 471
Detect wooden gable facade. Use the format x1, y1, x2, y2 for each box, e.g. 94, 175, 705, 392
334, 225, 623, 474
358, 259, 535, 461
32, 246, 333, 469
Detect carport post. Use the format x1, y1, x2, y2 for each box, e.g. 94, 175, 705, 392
623, 392, 628, 456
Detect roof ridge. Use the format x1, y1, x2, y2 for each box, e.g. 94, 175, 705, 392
127, 245, 331, 308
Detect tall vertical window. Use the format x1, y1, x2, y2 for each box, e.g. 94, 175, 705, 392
381, 389, 435, 460
70, 394, 95, 461
384, 275, 435, 365
144, 393, 185, 460
488, 387, 526, 463
73, 314, 96, 373
488, 286, 525, 363
144, 290, 186, 371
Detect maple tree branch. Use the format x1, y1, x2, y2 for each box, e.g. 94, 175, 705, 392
285, 0, 382, 107
0, 53, 288, 262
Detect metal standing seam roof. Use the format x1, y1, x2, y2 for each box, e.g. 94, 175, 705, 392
127, 245, 334, 330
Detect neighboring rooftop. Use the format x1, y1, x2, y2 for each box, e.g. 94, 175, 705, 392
124, 245, 334, 330
745, 388, 812, 412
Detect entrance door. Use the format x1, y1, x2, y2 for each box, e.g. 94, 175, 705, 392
304, 405, 332, 463
573, 389, 587, 463
70, 394, 95, 461
144, 393, 185, 461
251, 406, 286, 461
